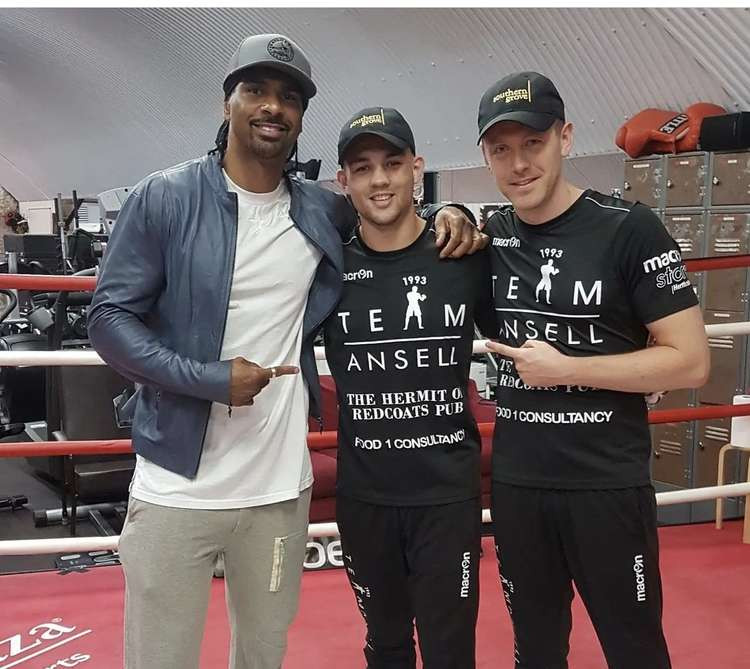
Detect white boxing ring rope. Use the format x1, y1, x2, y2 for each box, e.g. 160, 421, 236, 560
2, 482, 750, 556
1, 321, 749, 367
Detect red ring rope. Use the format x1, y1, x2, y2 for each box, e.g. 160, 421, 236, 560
685, 255, 750, 272
0, 274, 97, 291
0, 254, 747, 294
2, 402, 750, 458
648, 402, 750, 424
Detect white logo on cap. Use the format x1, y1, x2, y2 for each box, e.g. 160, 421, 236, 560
267, 37, 294, 62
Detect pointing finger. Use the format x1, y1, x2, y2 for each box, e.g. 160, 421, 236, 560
266, 365, 299, 379
485, 341, 523, 358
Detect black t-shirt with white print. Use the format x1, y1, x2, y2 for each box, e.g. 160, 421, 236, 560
324, 222, 495, 506
485, 189, 698, 489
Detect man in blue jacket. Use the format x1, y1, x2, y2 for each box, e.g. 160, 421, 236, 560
88, 33, 483, 669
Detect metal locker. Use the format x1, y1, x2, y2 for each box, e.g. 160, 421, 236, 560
666, 154, 707, 208
624, 158, 663, 208
698, 310, 747, 405
663, 213, 705, 258
651, 422, 693, 486
693, 414, 739, 488
661, 214, 705, 301
711, 151, 750, 206
655, 388, 693, 411
703, 212, 750, 311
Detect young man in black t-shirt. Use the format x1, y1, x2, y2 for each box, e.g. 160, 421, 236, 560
476, 73, 710, 668
325, 107, 495, 669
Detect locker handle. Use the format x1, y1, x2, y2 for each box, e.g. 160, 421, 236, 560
698, 440, 704, 451
623, 181, 631, 191
653, 450, 660, 458
666, 179, 674, 189
712, 176, 721, 186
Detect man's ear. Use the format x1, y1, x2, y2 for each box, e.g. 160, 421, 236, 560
223, 98, 231, 121
560, 121, 574, 158
413, 155, 425, 182
336, 168, 348, 193
480, 140, 492, 172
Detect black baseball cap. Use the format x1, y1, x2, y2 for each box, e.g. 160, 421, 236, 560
477, 71, 565, 143
338, 107, 416, 165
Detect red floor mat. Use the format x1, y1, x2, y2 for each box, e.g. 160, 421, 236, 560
1, 521, 748, 668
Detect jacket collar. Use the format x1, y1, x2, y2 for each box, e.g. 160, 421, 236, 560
203, 150, 304, 204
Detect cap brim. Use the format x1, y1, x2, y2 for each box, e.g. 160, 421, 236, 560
477, 111, 557, 143
338, 131, 410, 164
224, 61, 317, 100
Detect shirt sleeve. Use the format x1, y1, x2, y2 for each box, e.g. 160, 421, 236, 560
614, 204, 699, 325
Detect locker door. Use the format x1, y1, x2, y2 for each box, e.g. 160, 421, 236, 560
711, 151, 750, 206
651, 422, 692, 486
704, 213, 750, 312
663, 213, 705, 259
666, 154, 707, 208
624, 158, 663, 208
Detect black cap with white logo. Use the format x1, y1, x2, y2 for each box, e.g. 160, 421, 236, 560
223, 33, 316, 101
338, 107, 416, 165
477, 71, 565, 142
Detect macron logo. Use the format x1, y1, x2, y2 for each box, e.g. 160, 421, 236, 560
633, 554, 646, 602
643, 249, 681, 274
493, 236, 521, 248
460, 552, 471, 598
343, 269, 374, 282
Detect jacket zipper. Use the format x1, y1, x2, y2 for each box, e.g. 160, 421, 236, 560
224, 195, 239, 420
209, 192, 238, 425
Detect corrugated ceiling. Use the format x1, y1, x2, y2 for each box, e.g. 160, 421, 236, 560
0, 7, 748, 200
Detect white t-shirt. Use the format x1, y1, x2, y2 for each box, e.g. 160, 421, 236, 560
131, 172, 322, 509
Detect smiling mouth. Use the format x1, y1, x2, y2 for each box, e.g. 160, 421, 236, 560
251, 121, 289, 138
370, 193, 394, 205
511, 177, 538, 187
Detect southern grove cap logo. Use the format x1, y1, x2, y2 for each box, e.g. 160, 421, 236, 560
350, 108, 386, 129
267, 37, 294, 62
493, 81, 532, 105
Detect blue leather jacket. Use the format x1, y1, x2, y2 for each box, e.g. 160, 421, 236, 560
88, 152, 355, 478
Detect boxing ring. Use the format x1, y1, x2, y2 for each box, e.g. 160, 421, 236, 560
1, 254, 750, 556
0, 261, 749, 669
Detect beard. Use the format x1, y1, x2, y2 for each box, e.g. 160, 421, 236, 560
228, 119, 298, 163
246, 133, 295, 161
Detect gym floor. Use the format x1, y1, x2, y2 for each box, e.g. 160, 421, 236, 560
0, 523, 748, 667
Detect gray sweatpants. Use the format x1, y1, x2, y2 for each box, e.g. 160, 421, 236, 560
118, 487, 311, 669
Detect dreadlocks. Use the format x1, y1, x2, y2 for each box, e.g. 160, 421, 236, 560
211, 120, 230, 158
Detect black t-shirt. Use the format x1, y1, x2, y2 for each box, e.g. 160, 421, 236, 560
324, 222, 495, 506
485, 190, 698, 489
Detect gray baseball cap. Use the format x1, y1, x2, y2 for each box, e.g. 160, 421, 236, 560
223, 34, 317, 101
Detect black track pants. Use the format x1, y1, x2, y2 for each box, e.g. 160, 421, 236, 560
336, 496, 482, 669
491, 483, 671, 669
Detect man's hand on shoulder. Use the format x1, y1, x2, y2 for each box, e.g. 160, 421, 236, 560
434, 206, 489, 259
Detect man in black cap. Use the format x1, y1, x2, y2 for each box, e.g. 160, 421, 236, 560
89, 34, 483, 669
477, 72, 710, 668
325, 107, 495, 669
